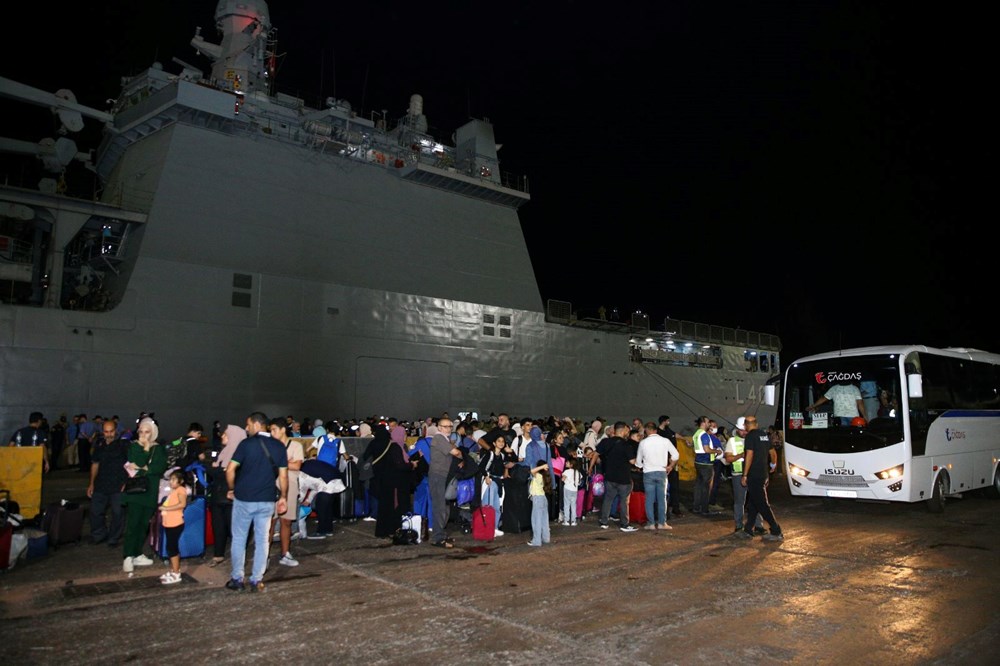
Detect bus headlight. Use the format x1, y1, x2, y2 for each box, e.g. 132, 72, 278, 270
875, 464, 904, 480
788, 463, 810, 478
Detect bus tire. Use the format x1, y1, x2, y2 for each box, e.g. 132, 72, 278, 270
927, 473, 947, 513
986, 466, 1000, 500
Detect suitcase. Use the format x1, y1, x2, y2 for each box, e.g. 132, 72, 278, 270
628, 491, 647, 526
335, 460, 357, 521
156, 496, 206, 559
472, 505, 495, 542
205, 505, 215, 547
43, 502, 84, 546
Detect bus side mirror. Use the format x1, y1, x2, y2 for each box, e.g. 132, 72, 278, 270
907, 373, 923, 399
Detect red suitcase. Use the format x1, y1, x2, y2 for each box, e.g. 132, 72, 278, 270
471, 505, 495, 542
628, 491, 647, 526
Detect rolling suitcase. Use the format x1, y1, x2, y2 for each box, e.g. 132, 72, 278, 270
472, 505, 496, 542
628, 491, 647, 526
335, 460, 356, 521
43, 501, 84, 546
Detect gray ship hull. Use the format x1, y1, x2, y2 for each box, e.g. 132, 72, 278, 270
0, 2, 779, 437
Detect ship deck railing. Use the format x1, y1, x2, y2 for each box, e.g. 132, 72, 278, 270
545, 299, 781, 351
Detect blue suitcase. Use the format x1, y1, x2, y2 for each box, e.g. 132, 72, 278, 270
156, 496, 206, 559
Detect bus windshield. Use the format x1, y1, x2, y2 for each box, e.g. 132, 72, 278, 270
784, 354, 904, 454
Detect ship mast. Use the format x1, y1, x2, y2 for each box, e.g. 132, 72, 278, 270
190, 0, 273, 95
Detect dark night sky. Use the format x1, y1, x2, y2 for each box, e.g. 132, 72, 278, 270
2, 1, 992, 366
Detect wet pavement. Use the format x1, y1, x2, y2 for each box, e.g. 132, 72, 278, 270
2, 469, 998, 665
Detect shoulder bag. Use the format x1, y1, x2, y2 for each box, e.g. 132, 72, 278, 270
360, 440, 393, 482
258, 439, 281, 501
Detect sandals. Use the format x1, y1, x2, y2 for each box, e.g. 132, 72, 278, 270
209, 557, 226, 567
431, 540, 454, 549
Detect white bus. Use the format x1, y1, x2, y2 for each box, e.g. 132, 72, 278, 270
781, 345, 1000, 512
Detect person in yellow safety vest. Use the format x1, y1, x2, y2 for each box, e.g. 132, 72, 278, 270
691, 415, 722, 515
724, 418, 763, 534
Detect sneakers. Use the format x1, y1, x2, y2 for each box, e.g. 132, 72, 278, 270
560, 521, 570, 526
132, 554, 154, 566
657, 523, 673, 530
763, 533, 784, 542
643, 524, 657, 531
248, 580, 265, 592
123, 557, 134, 573
362, 516, 376, 522
708, 504, 725, 512
734, 530, 754, 539
620, 525, 639, 533
753, 526, 767, 535
307, 532, 331, 539
493, 529, 504, 537
570, 522, 578, 527
160, 571, 182, 585
599, 523, 609, 529
225, 578, 245, 592
279, 552, 299, 567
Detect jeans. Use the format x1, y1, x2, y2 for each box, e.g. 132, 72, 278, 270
693, 463, 714, 513
643, 471, 667, 526
600, 480, 632, 527
482, 477, 502, 529
230, 499, 274, 583
730, 476, 762, 530
528, 495, 550, 546
89, 490, 124, 544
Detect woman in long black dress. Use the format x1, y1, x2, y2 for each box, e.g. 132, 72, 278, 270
366, 425, 413, 538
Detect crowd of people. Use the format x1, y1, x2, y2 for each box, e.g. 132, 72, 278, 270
6, 408, 786, 590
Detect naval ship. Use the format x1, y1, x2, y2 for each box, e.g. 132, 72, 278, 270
0, 0, 780, 438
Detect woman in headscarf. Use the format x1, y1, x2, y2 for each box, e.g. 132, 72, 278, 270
208, 424, 246, 566
121, 417, 168, 573
365, 424, 412, 538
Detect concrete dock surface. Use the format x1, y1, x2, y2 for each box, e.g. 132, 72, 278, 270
2, 469, 999, 665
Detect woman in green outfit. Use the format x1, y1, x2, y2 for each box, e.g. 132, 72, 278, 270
121, 417, 168, 572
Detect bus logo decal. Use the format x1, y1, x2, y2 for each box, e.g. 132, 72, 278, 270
945, 429, 966, 441
815, 371, 863, 385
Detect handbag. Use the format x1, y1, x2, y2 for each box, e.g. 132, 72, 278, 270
456, 477, 476, 507
444, 477, 458, 501
122, 475, 149, 495
360, 440, 393, 482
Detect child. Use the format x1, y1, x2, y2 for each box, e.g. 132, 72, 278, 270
527, 460, 550, 547
561, 458, 581, 526
159, 470, 187, 584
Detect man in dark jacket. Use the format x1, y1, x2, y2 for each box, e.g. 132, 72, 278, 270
596, 421, 639, 532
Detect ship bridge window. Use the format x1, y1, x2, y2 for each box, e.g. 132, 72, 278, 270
744, 350, 759, 372
483, 313, 495, 324
483, 326, 495, 336
499, 328, 511, 338
499, 315, 511, 327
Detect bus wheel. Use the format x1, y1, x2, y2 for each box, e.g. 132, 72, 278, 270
927, 474, 947, 513
987, 466, 1000, 500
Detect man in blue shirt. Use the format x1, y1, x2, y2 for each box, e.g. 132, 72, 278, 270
225, 411, 289, 592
